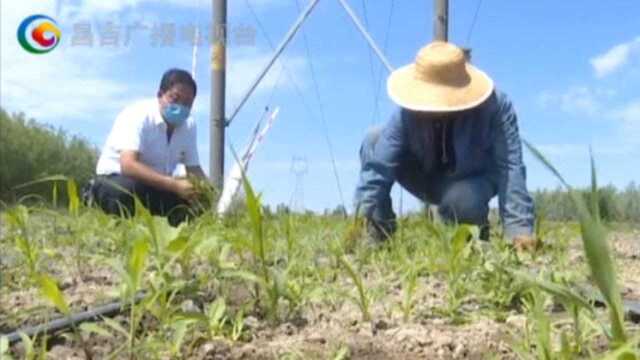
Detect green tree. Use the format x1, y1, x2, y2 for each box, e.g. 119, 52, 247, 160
0, 108, 98, 203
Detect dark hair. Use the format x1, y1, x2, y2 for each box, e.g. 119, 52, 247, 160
157, 68, 197, 98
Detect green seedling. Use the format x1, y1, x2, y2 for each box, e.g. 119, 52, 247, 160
524, 141, 629, 350
331, 242, 371, 322
0, 337, 13, 360
205, 298, 228, 339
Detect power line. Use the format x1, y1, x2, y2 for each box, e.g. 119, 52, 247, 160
243, 0, 317, 122
228, 0, 321, 126
370, 0, 395, 125
190, 0, 202, 78
293, 0, 347, 213
360, 0, 377, 125
465, 0, 483, 46
265, 64, 285, 110
243, 0, 347, 212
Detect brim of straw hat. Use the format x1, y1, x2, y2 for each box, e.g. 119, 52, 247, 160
387, 63, 494, 112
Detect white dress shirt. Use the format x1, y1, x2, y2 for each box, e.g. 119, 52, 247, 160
96, 98, 199, 176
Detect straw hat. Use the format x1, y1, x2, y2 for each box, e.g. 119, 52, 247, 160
387, 41, 494, 112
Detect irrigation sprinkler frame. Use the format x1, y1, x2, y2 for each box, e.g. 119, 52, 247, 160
225, 0, 395, 127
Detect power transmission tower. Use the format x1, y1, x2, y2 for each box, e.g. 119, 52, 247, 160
290, 156, 308, 213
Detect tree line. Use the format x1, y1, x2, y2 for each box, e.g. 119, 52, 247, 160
0, 108, 97, 203
533, 185, 640, 223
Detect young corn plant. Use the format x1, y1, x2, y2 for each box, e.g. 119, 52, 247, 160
0, 337, 13, 360
241, 172, 275, 319
393, 235, 427, 322
524, 141, 636, 357
187, 174, 219, 216
167, 316, 199, 357
511, 288, 557, 360
186, 298, 247, 343
14, 175, 81, 216
342, 207, 365, 254
36, 272, 94, 359
16, 333, 39, 360
224, 164, 291, 323
507, 269, 595, 357
203, 297, 228, 339
230, 308, 246, 342
120, 231, 150, 359
400, 264, 420, 322
424, 221, 479, 318
4, 181, 95, 357
4, 206, 39, 277
330, 240, 372, 322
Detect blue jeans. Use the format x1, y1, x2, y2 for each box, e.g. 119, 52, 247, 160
356, 126, 497, 227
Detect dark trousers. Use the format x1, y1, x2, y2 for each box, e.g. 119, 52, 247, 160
92, 174, 190, 226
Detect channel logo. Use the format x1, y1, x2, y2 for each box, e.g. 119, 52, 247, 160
17, 15, 61, 54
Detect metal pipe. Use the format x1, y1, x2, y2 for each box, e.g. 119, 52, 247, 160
336, 0, 395, 74
3, 292, 146, 345
211, 0, 227, 190
226, 0, 322, 127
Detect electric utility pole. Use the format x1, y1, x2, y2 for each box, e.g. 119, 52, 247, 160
434, 0, 448, 41
211, 0, 227, 190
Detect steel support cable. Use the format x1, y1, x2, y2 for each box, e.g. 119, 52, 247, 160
190, 0, 203, 78
245, 0, 350, 214
243, 0, 323, 129
240, 0, 287, 113
293, 0, 347, 212
465, 0, 483, 46
227, 0, 322, 126
369, 0, 395, 125
359, 0, 378, 125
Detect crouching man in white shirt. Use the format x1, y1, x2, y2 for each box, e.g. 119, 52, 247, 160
93, 68, 207, 225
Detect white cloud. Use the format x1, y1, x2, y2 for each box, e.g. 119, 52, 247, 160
590, 36, 640, 78
57, 0, 286, 19
611, 99, 640, 145
613, 98, 640, 124
1, 1, 138, 123
226, 47, 308, 107
537, 86, 615, 117
1, 0, 300, 125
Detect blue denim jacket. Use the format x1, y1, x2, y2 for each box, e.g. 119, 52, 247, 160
354, 90, 535, 238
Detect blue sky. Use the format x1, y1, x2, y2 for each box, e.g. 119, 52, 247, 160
2, 0, 639, 213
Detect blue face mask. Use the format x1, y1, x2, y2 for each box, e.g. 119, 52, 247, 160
162, 103, 191, 127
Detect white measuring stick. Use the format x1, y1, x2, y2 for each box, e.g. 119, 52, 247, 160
217, 107, 280, 215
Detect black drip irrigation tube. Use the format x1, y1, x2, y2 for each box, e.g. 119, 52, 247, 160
624, 301, 640, 323
594, 298, 640, 324
1, 288, 638, 347
577, 285, 640, 323
2, 292, 146, 345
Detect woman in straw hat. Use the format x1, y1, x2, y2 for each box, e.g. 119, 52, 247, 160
354, 41, 536, 251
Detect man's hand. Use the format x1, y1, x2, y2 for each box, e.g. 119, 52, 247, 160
365, 218, 396, 246
186, 165, 207, 179
173, 178, 196, 201
513, 235, 538, 252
